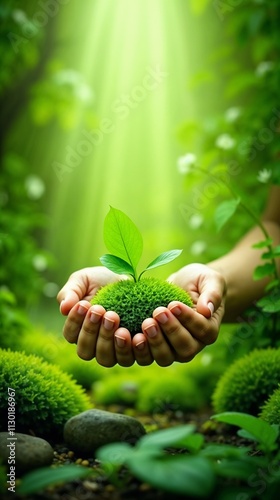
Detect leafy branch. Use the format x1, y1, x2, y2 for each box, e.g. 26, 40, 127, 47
99, 207, 182, 281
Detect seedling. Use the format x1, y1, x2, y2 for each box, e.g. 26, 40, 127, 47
91, 207, 192, 336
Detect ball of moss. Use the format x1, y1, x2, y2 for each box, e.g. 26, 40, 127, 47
0, 349, 91, 438
212, 348, 280, 416
260, 385, 280, 425
91, 277, 193, 336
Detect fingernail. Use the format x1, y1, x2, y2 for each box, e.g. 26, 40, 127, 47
115, 335, 125, 347
144, 325, 157, 338
208, 302, 214, 316
103, 317, 115, 330
136, 340, 145, 350
155, 312, 168, 325
77, 305, 88, 315
170, 305, 181, 316
90, 311, 102, 323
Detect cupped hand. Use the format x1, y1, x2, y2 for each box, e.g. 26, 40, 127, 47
130, 263, 227, 366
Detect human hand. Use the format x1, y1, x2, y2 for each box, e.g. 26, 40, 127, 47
129, 264, 226, 366
57, 267, 136, 366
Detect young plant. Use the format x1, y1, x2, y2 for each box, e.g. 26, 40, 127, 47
91, 207, 193, 336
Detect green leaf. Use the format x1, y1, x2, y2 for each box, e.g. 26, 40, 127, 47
182, 433, 205, 453
128, 454, 215, 497
140, 249, 182, 278
265, 279, 280, 292
17, 465, 92, 495
138, 424, 196, 450
215, 198, 240, 232
96, 442, 133, 465
252, 238, 273, 249
103, 207, 143, 274
261, 246, 280, 259
253, 263, 275, 280
257, 296, 280, 313
211, 412, 278, 450
100, 254, 134, 277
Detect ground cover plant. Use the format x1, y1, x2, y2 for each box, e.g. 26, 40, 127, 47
0, 349, 91, 438
91, 206, 193, 336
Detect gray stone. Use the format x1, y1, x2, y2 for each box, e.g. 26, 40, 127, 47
0, 432, 54, 475
63, 409, 146, 455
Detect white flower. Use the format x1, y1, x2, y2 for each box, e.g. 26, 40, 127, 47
32, 255, 48, 272
225, 107, 241, 123
255, 61, 274, 77
257, 168, 272, 183
177, 153, 197, 174
190, 240, 207, 256
189, 213, 204, 229
215, 133, 236, 150
25, 175, 45, 200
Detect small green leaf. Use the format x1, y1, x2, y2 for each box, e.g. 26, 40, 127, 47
257, 296, 280, 313
140, 249, 182, 278
138, 424, 195, 450
17, 465, 92, 495
261, 245, 280, 259
103, 207, 143, 274
96, 442, 133, 465
265, 279, 280, 292
215, 198, 240, 232
100, 254, 134, 277
253, 263, 275, 280
211, 412, 278, 450
128, 454, 215, 497
252, 238, 273, 249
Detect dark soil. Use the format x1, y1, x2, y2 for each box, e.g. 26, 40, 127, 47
2, 405, 251, 500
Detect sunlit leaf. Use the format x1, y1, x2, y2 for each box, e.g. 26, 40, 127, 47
140, 250, 182, 278
17, 466, 92, 495
261, 246, 280, 259
103, 207, 143, 274
100, 254, 134, 277
215, 198, 240, 232
253, 263, 275, 280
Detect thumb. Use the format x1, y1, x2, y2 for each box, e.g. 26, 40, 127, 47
195, 274, 225, 319
57, 289, 81, 316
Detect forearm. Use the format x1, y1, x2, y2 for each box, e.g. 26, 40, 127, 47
208, 221, 280, 322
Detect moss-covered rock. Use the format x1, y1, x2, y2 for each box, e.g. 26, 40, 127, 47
91, 277, 192, 336
0, 349, 91, 438
212, 348, 280, 415
260, 385, 280, 425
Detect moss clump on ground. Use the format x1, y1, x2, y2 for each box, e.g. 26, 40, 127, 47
212, 348, 280, 416
0, 349, 91, 438
91, 277, 193, 336
260, 385, 280, 425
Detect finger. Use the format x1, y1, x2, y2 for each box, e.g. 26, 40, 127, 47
59, 290, 83, 315
95, 311, 120, 367
114, 328, 135, 367
132, 333, 153, 366
168, 302, 219, 346
76, 305, 105, 361
153, 306, 203, 362
62, 300, 91, 343
141, 318, 175, 367
196, 275, 226, 318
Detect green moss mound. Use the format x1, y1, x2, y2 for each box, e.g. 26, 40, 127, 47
212, 348, 280, 416
20, 327, 107, 390
0, 349, 91, 438
91, 277, 193, 336
260, 385, 280, 425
